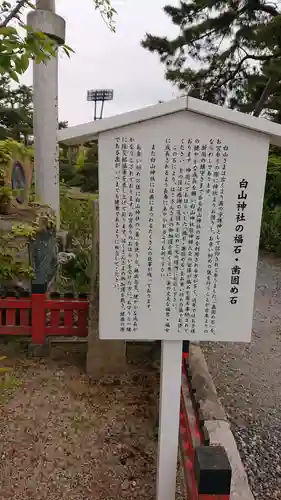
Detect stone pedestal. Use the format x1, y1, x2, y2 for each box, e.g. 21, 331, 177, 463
86, 200, 126, 379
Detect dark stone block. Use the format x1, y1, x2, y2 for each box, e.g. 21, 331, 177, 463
31, 283, 47, 294
29, 228, 57, 289
194, 445, 231, 495
28, 342, 49, 358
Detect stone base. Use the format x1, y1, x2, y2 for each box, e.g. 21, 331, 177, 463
86, 339, 126, 380
28, 342, 49, 358
126, 340, 161, 365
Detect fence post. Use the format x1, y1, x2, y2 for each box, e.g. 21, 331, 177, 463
86, 199, 126, 379
194, 445, 232, 500
182, 340, 189, 358
29, 284, 48, 356
182, 340, 190, 374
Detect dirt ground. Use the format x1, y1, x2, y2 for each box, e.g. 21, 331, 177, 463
0, 344, 184, 500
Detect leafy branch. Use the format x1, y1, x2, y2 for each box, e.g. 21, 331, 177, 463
142, 0, 281, 118
0, 0, 27, 27
0, 0, 116, 81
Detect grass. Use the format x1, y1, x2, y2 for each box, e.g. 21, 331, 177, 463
0, 356, 23, 405
70, 408, 92, 432
0, 372, 23, 405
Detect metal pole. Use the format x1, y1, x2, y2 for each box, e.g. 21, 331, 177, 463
94, 101, 97, 121
100, 99, 105, 119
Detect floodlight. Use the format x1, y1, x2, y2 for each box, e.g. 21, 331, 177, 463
87, 89, 114, 120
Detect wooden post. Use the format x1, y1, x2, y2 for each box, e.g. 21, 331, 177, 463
31, 286, 46, 345
28, 284, 49, 357
86, 199, 126, 379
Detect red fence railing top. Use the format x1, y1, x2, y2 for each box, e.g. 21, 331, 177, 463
0, 292, 89, 342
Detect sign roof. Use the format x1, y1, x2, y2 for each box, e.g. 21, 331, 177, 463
58, 96, 281, 146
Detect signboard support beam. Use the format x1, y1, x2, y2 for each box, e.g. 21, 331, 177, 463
156, 340, 182, 500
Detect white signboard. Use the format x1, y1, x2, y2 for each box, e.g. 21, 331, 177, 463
99, 110, 269, 342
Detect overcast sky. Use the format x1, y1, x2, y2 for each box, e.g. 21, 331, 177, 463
22, 0, 179, 126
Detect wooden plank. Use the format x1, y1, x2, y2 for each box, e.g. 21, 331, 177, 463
0, 326, 31, 335
45, 326, 87, 336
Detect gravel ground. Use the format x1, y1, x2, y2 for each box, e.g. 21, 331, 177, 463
0, 349, 184, 500
202, 253, 281, 500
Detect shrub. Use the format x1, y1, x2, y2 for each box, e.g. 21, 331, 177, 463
59, 161, 77, 184
59, 184, 95, 293
260, 150, 281, 254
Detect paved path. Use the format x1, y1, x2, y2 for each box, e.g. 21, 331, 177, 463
203, 254, 281, 500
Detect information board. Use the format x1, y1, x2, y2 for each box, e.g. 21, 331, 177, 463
99, 110, 269, 341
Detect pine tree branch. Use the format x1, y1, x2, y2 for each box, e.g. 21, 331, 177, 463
0, 0, 28, 28
213, 51, 277, 90
257, 3, 279, 17
253, 76, 276, 116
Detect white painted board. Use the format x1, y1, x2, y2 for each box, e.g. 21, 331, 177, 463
99, 110, 269, 342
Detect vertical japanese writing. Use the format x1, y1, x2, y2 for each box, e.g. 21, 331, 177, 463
210, 143, 228, 331
113, 133, 234, 340
126, 138, 135, 333
204, 139, 214, 334
172, 142, 182, 309
147, 144, 156, 311
170, 145, 178, 309
204, 138, 229, 335
206, 138, 213, 195
119, 137, 128, 333
164, 143, 177, 333
177, 138, 186, 332
133, 143, 142, 332
183, 138, 193, 332
161, 139, 170, 279
162, 139, 172, 333
114, 138, 121, 289
115, 137, 142, 334
210, 139, 221, 335
190, 139, 200, 335
229, 178, 248, 304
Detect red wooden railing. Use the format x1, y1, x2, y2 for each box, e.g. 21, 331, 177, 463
0, 292, 89, 344
0, 299, 231, 498
180, 343, 232, 500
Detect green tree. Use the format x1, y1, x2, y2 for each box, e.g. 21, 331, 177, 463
141, 0, 281, 119
260, 150, 281, 253
65, 142, 98, 192
0, 0, 116, 81
0, 77, 68, 144
0, 76, 33, 143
